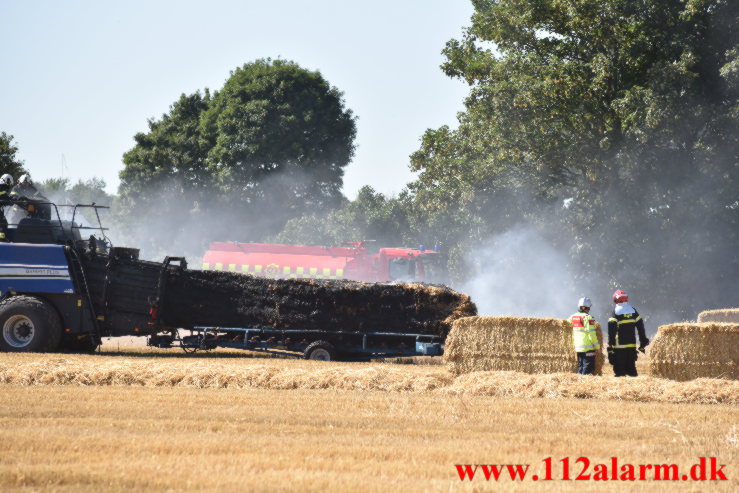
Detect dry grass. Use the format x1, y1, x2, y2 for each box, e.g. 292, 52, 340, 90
0, 385, 736, 492
650, 323, 739, 381
1, 351, 737, 405
697, 308, 739, 323
445, 316, 604, 375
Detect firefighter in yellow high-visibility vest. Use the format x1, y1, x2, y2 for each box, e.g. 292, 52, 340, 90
570, 297, 600, 375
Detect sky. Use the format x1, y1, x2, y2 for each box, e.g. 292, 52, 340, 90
0, 0, 474, 199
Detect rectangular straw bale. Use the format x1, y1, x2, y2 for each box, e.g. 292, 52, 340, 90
649, 323, 739, 381
444, 316, 603, 376
696, 309, 739, 323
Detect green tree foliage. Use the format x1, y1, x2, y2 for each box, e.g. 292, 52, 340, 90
117, 60, 356, 256
117, 91, 211, 254
37, 177, 114, 225
273, 186, 413, 248
201, 59, 356, 216
410, 0, 739, 317
38, 177, 113, 206
0, 132, 27, 178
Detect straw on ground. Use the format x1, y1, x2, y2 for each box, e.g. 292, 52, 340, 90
0, 352, 736, 405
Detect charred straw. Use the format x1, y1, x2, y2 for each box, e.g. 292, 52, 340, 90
161, 269, 477, 336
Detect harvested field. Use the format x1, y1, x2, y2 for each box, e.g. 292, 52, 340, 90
697, 308, 739, 323
1, 352, 737, 405
650, 323, 739, 381
162, 270, 476, 337
445, 316, 604, 375
1, 385, 736, 492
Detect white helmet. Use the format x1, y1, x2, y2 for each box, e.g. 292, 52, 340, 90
18, 174, 31, 186
0, 174, 13, 186
578, 297, 592, 309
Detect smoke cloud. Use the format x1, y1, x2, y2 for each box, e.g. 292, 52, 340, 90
459, 226, 585, 319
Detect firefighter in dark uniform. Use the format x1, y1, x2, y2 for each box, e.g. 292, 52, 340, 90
0, 174, 14, 242
12, 174, 51, 220
607, 290, 649, 377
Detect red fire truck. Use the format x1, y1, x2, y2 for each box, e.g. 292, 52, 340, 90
202, 241, 444, 283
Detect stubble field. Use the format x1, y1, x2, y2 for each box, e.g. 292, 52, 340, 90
0, 344, 736, 492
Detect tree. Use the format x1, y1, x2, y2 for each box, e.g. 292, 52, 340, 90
37, 177, 114, 225
117, 91, 211, 255
410, 0, 739, 318
273, 186, 413, 248
0, 132, 27, 178
200, 59, 356, 224
118, 59, 357, 258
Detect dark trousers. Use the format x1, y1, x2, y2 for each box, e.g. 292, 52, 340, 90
0, 213, 7, 242
577, 352, 596, 375
612, 348, 638, 377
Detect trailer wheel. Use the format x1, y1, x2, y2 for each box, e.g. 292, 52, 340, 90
0, 296, 62, 352
303, 341, 336, 361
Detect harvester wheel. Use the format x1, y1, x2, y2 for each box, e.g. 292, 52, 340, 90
0, 296, 62, 352
303, 341, 336, 361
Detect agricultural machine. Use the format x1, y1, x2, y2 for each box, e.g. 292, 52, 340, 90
0, 201, 445, 360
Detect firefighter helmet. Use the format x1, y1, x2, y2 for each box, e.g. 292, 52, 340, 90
0, 174, 13, 186
18, 174, 32, 186
612, 290, 628, 303
578, 297, 592, 309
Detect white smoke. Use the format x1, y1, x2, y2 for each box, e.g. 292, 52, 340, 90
460, 226, 586, 319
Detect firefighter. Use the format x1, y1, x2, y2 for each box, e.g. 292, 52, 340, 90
570, 297, 600, 375
0, 174, 14, 241
12, 174, 51, 220
607, 290, 649, 377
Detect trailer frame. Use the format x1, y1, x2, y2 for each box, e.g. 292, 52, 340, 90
148, 326, 444, 361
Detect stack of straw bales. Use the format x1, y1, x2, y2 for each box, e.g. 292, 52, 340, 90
649, 323, 738, 381
162, 270, 477, 337
696, 308, 739, 323
444, 316, 603, 376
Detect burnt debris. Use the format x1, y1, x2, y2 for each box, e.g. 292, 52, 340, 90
161, 269, 477, 337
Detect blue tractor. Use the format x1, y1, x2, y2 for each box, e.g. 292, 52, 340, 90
0, 204, 185, 352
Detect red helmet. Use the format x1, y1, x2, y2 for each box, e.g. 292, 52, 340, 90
612, 290, 628, 303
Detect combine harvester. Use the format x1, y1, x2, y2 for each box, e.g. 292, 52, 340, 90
0, 201, 474, 360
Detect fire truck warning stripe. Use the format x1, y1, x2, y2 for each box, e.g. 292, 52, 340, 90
202, 262, 345, 279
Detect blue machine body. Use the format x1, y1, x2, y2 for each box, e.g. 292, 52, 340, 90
0, 243, 75, 297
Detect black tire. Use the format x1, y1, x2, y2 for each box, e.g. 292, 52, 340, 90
303, 340, 337, 361
0, 295, 62, 352
59, 335, 100, 353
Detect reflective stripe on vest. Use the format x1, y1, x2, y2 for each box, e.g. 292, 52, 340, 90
575, 344, 597, 351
